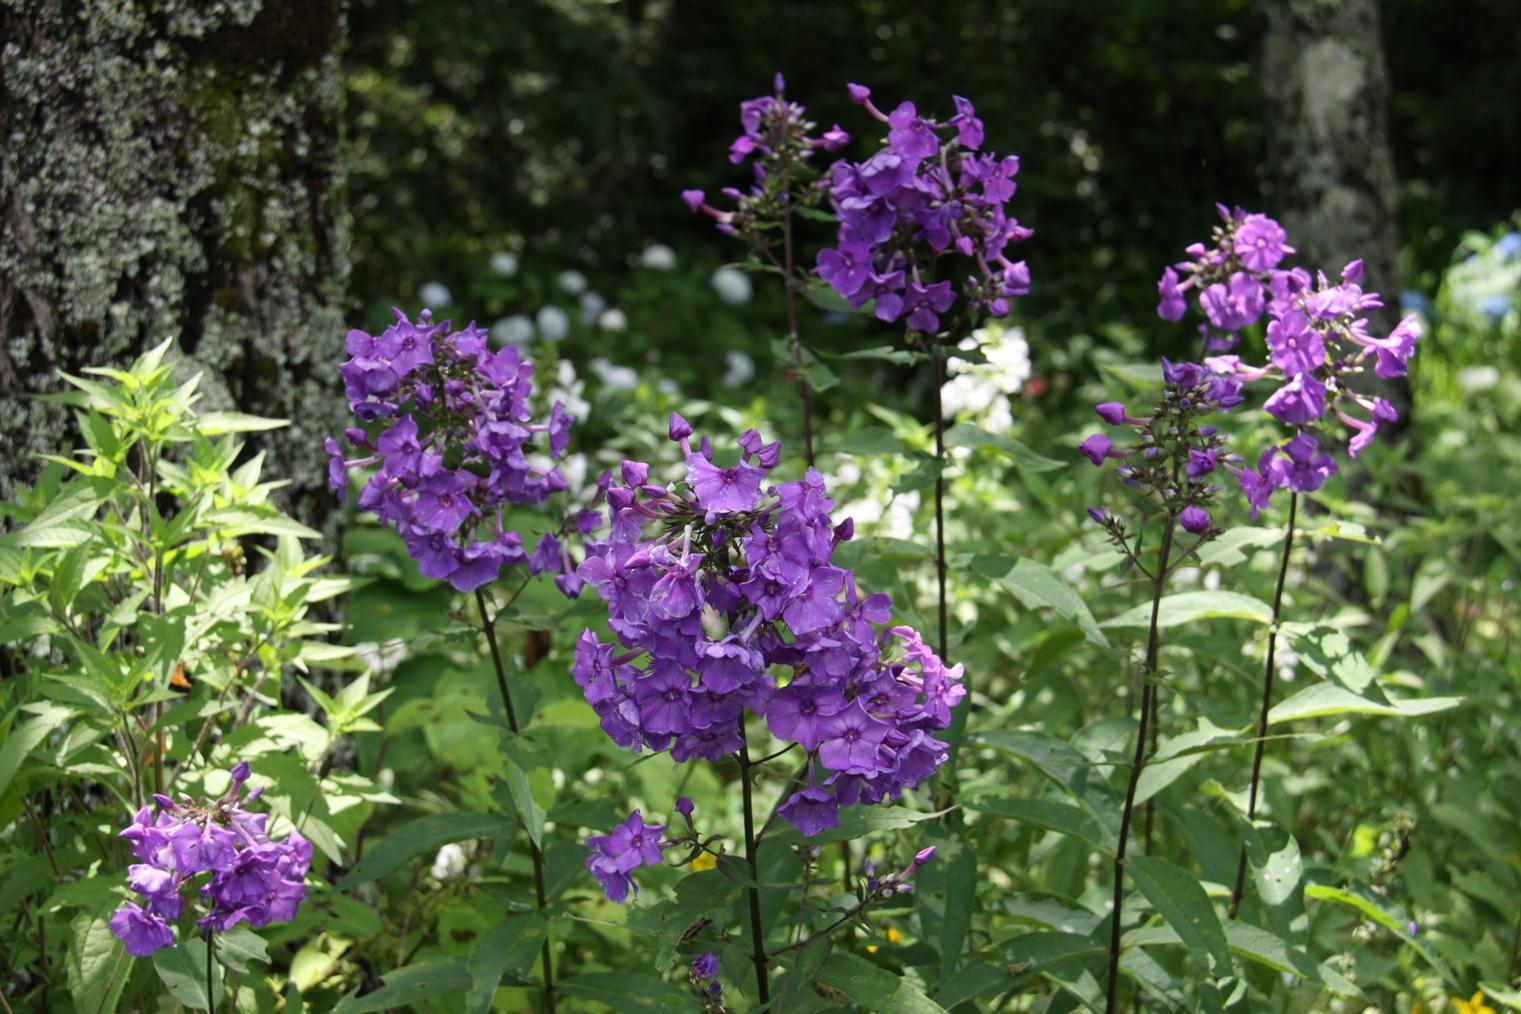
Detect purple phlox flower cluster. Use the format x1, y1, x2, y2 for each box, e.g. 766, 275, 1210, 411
326, 308, 579, 593
574, 416, 964, 884
813, 85, 1031, 329
1081, 358, 1241, 541
683, 73, 849, 240
1159, 207, 1423, 517
1154, 204, 1297, 350
109, 762, 311, 957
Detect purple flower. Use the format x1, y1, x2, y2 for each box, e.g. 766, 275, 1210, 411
692, 952, 720, 982
585, 810, 669, 903
687, 455, 765, 514
767, 680, 846, 750
1179, 505, 1210, 535
1157, 266, 1187, 321
1095, 402, 1128, 426
109, 903, 176, 958
778, 787, 841, 837
1200, 273, 1266, 332
818, 702, 890, 774
1186, 448, 1217, 478
1233, 213, 1291, 272
1080, 433, 1115, 466
1265, 310, 1325, 376
1264, 373, 1327, 424
1267, 432, 1338, 493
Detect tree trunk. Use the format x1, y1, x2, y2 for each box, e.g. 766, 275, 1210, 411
0, 0, 347, 516
1260, 0, 1409, 421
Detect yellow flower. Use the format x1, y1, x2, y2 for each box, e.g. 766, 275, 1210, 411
691, 851, 717, 872
1452, 991, 1496, 1014
885, 926, 904, 944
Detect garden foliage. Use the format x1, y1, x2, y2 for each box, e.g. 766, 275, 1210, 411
2, 83, 1519, 1014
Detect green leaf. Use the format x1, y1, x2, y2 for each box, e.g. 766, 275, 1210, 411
503, 760, 546, 850
833, 345, 925, 365
334, 956, 471, 1012
334, 813, 512, 889
1267, 684, 1461, 725
195, 411, 288, 434
1223, 922, 1359, 997
559, 972, 692, 1008
770, 805, 950, 847
0, 703, 75, 799
1282, 625, 1380, 696
467, 914, 546, 1013
943, 423, 1066, 472
1304, 884, 1458, 988
1125, 855, 1231, 972
938, 834, 977, 979
1194, 526, 1287, 568
153, 937, 223, 1010
625, 869, 743, 973
1103, 591, 1273, 629
826, 426, 906, 456
215, 925, 271, 974
962, 794, 1114, 852
1301, 519, 1380, 544
968, 555, 1109, 648
201, 506, 319, 541
816, 951, 948, 1013
67, 907, 129, 1014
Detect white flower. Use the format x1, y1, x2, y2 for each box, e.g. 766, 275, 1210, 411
579, 290, 607, 322
490, 314, 535, 349
419, 281, 452, 308
711, 266, 753, 305
430, 843, 468, 881
548, 358, 590, 419
597, 308, 628, 332
557, 269, 588, 295
942, 323, 1030, 428
639, 244, 677, 270
536, 305, 570, 343
489, 251, 519, 278
722, 350, 756, 387
590, 357, 639, 392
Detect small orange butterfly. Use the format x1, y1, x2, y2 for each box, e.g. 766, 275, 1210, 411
169, 661, 193, 693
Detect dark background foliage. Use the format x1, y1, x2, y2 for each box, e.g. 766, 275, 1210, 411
344, 0, 1520, 347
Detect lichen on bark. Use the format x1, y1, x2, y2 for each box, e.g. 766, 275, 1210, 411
0, 0, 348, 522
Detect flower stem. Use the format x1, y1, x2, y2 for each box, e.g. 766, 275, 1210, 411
475, 588, 558, 1014
782, 207, 815, 468
206, 930, 214, 1011
930, 342, 948, 663
1228, 491, 1298, 918
1105, 513, 1178, 1014
736, 728, 771, 1006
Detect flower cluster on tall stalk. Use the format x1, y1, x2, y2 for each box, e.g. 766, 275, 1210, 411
811, 84, 1032, 783
1154, 205, 1422, 919
683, 73, 849, 466
327, 307, 582, 1011
325, 308, 578, 593
110, 763, 310, 960
575, 415, 962, 1004
1080, 358, 1243, 1014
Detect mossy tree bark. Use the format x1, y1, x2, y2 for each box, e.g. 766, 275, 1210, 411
0, 1, 348, 515
1260, 0, 1410, 422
